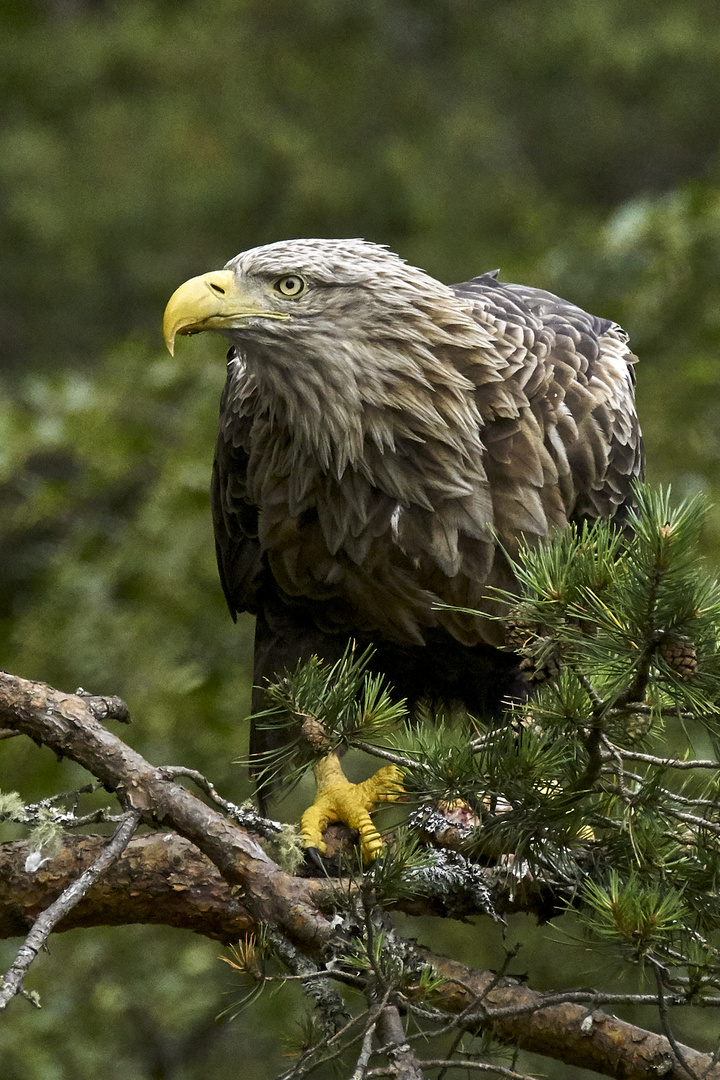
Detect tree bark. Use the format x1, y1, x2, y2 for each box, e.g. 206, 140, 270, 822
0, 833, 253, 942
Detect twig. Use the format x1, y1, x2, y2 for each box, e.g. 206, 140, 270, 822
348, 993, 403, 1080
272, 1007, 370, 1080
607, 704, 698, 720
350, 1011, 382, 1080
607, 748, 719, 770
275, 995, 391, 1080
436, 946, 524, 1076
158, 766, 285, 839
375, 1004, 424, 1080
652, 963, 703, 1080
0, 809, 141, 1011
599, 734, 635, 807
571, 667, 607, 717
572, 719, 605, 791
360, 888, 387, 989
600, 764, 720, 812
662, 807, 720, 837
354, 741, 431, 772
599, 764, 720, 811
365, 1061, 537, 1079
265, 925, 348, 1036
463, 987, 687, 1020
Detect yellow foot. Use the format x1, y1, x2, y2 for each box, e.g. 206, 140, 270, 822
300, 752, 404, 864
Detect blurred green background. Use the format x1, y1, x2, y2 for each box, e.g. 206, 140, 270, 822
2, 1, 720, 1076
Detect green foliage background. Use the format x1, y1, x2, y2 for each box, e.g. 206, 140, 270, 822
2, 1, 720, 1076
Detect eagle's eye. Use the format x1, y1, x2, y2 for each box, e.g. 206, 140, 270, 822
273, 274, 306, 298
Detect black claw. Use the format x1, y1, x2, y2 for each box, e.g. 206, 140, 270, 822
305, 846, 328, 873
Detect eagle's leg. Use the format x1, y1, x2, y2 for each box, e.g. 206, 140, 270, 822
299, 751, 404, 864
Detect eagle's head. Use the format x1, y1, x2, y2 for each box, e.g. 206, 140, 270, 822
163, 238, 472, 357
163, 238, 493, 469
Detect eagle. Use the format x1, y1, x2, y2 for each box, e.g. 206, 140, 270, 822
163, 238, 643, 857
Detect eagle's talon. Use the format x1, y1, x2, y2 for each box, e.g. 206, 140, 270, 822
299, 753, 404, 865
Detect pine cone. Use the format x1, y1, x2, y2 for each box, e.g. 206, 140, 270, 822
503, 607, 540, 652
300, 714, 333, 753
619, 711, 654, 743
519, 646, 562, 684
657, 635, 697, 680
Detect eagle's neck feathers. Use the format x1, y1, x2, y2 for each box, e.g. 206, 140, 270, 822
233, 289, 503, 483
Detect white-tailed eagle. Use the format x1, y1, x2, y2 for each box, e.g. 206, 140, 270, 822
164, 238, 643, 856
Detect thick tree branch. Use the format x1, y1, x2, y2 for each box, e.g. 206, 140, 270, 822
0, 833, 254, 943
407, 949, 720, 1080
0, 670, 331, 951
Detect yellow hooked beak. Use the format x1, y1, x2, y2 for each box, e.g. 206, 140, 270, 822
162, 270, 290, 355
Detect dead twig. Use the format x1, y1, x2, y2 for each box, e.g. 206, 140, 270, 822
0, 809, 141, 1011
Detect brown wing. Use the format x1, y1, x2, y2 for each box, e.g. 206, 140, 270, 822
452, 273, 644, 539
